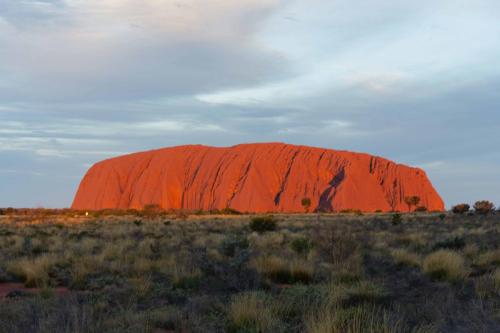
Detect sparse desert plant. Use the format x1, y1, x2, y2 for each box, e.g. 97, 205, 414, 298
315, 226, 358, 265
290, 237, 313, 258
249, 216, 277, 233
391, 249, 421, 268
423, 250, 468, 282
452, 203, 470, 214
473, 200, 495, 215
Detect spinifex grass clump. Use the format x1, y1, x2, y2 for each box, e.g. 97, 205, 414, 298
423, 250, 468, 282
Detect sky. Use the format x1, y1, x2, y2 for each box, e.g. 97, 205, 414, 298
1, 0, 499, 208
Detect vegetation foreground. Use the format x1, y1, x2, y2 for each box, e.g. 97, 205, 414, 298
0, 212, 499, 332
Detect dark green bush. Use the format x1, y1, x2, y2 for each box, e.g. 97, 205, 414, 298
290, 237, 313, 258
249, 216, 277, 233
391, 213, 402, 225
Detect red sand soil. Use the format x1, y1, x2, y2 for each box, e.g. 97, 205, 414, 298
72, 143, 444, 212
0, 283, 69, 298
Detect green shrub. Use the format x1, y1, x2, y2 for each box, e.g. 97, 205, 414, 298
391, 213, 402, 225
290, 237, 313, 258
249, 216, 277, 233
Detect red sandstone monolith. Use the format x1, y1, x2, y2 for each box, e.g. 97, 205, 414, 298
72, 143, 444, 212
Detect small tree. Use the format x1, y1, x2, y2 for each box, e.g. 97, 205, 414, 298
473, 201, 495, 215
452, 203, 470, 215
404, 196, 421, 212
301, 197, 312, 213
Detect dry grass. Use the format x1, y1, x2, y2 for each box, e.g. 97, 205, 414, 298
475, 249, 500, 268
422, 250, 468, 282
0, 212, 499, 332
475, 269, 500, 298
7, 254, 59, 287
305, 304, 401, 333
229, 292, 281, 332
391, 249, 421, 268
253, 255, 314, 284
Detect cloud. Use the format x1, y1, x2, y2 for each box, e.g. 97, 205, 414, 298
1, 0, 500, 207
0, 0, 288, 102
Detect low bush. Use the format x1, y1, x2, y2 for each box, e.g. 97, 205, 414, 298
290, 237, 313, 258
391, 213, 402, 225
473, 201, 495, 215
433, 236, 466, 250
452, 203, 470, 214
249, 216, 277, 233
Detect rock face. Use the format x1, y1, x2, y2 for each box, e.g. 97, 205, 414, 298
72, 143, 444, 212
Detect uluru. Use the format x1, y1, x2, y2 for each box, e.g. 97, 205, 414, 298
72, 143, 444, 212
